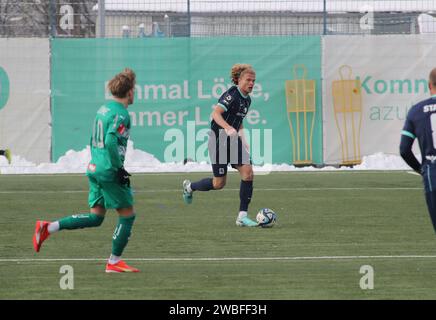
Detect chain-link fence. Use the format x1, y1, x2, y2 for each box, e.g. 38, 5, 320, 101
1, 0, 436, 38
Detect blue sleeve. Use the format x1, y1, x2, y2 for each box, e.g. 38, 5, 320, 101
400, 109, 420, 173
401, 109, 416, 140
217, 90, 236, 112
399, 135, 421, 173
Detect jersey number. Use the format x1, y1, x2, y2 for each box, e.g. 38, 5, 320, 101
431, 113, 436, 149
92, 119, 104, 148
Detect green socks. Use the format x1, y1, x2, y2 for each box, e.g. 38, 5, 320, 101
112, 215, 136, 256
58, 213, 104, 230
56, 213, 135, 257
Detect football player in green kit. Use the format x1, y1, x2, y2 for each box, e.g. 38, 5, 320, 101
33, 68, 139, 273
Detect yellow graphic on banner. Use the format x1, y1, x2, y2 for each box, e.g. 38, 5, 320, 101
332, 65, 362, 166
284, 65, 316, 166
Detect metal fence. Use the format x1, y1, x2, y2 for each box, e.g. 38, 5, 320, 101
1, 0, 436, 37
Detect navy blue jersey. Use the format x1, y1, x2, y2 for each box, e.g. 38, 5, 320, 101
211, 86, 251, 135
402, 96, 436, 165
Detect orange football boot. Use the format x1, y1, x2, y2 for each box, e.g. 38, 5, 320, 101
33, 220, 50, 252
105, 260, 140, 273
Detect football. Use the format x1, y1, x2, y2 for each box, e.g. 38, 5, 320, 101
256, 208, 277, 228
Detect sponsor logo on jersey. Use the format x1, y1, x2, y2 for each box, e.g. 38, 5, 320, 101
87, 163, 96, 172
222, 94, 233, 105
117, 124, 130, 138
97, 105, 110, 115
118, 123, 126, 135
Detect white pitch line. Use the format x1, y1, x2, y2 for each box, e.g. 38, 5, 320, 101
2, 255, 436, 263
0, 171, 414, 177
0, 187, 421, 194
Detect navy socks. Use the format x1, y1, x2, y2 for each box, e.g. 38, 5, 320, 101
239, 180, 253, 212
191, 178, 214, 191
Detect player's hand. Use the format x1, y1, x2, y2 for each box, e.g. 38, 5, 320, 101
225, 127, 237, 136
117, 167, 131, 187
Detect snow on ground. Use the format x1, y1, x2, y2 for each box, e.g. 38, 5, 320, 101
0, 141, 412, 174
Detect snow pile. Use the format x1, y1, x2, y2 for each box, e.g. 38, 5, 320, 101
0, 141, 412, 175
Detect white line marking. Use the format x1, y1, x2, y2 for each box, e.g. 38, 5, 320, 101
0, 187, 421, 194
2, 255, 436, 263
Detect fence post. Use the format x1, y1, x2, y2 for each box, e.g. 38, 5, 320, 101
98, 0, 106, 38
187, 0, 191, 37
323, 0, 327, 35
49, 0, 56, 37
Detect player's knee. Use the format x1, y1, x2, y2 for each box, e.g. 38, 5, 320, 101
92, 214, 105, 227
117, 206, 134, 216
213, 179, 226, 190
242, 170, 254, 181
247, 172, 254, 181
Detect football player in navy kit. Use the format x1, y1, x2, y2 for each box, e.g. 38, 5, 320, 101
400, 67, 436, 233
183, 64, 258, 227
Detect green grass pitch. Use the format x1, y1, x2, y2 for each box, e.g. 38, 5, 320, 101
0, 171, 435, 299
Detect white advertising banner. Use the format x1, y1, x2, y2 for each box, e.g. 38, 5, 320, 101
0, 39, 50, 164
322, 35, 436, 165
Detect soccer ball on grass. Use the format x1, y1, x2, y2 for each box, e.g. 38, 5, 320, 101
256, 208, 277, 228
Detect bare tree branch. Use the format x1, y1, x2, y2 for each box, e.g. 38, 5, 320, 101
0, 0, 96, 37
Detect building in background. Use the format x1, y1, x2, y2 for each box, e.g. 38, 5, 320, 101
93, 0, 436, 38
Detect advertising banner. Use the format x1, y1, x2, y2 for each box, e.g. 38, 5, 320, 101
51, 37, 323, 165
0, 39, 50, 164
323, 35, 436, 165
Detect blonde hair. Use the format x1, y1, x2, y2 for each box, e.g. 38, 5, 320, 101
230, 64, 255, 85
430, 68, 436, 87
108, 68, 136, 98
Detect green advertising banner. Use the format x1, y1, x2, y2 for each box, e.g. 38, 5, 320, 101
51, 37, 322, 165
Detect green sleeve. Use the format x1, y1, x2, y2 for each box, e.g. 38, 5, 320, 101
105, 132, 122, 169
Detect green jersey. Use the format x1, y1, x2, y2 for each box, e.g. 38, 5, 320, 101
86, 101, 131, 181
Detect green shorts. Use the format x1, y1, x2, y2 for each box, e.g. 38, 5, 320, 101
88, 175, 134, 209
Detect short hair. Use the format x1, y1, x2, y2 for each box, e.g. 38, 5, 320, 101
108, 68, 136, 98
230, 64, 255, 85
430, 68, 436, 87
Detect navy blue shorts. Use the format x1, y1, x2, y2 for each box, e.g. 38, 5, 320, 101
422, 163, 436, 233
422, 163, 436, 193
208, 131, 251, 177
